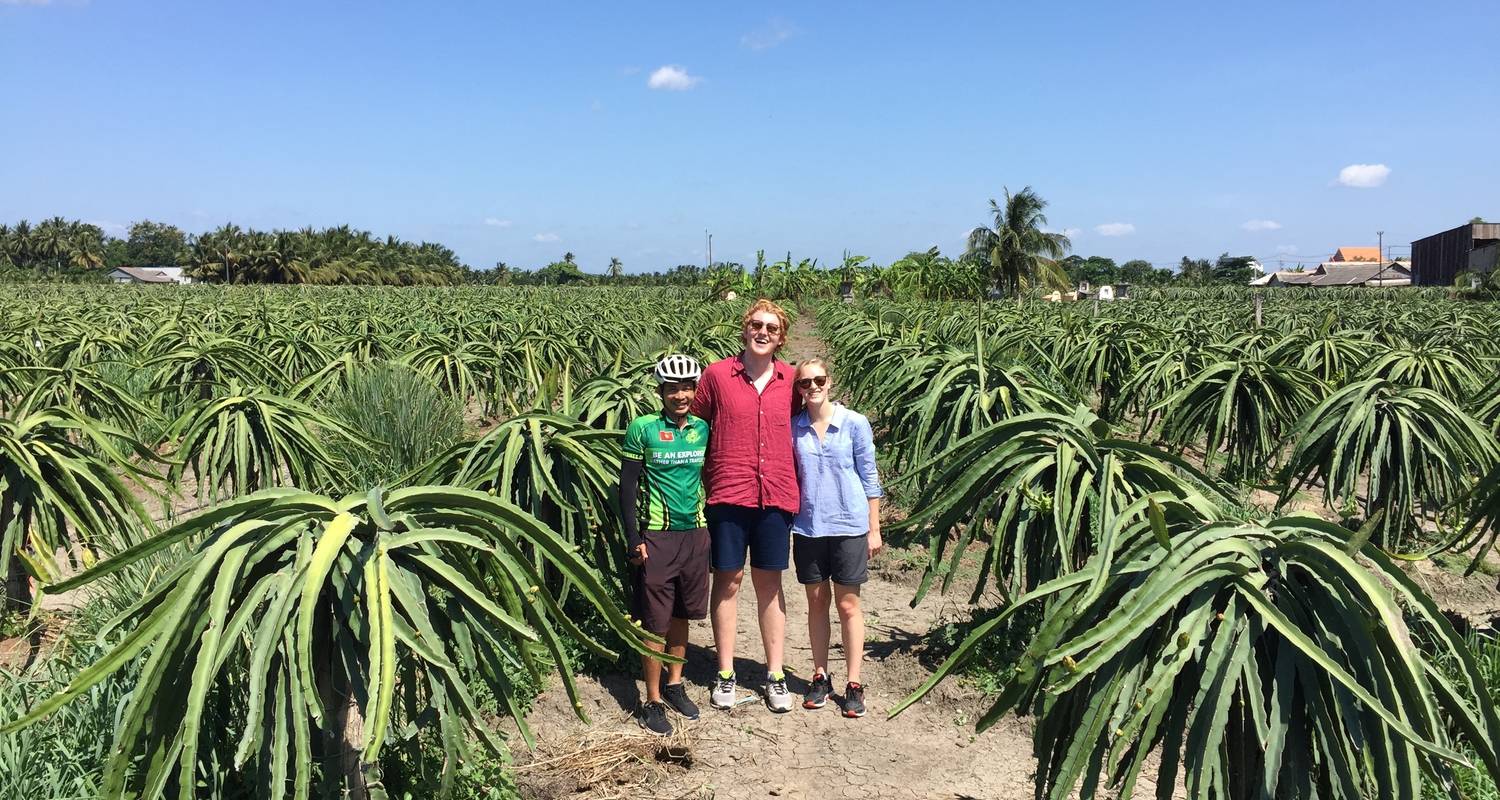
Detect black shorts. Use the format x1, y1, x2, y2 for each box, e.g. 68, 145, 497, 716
707, 504, 793, 571
631, 528, 710, 633
792, 534, 869, 586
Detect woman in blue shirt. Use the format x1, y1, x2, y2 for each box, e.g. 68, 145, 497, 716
790, 358, 883, 718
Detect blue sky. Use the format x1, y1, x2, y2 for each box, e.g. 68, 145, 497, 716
3, 1, 1497, 273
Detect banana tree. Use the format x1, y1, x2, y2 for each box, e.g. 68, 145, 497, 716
894, 506, 1500, 799
0, 486, 656, 800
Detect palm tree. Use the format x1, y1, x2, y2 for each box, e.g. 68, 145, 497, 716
965, 187, 1072, 298
607, 257, 623, 282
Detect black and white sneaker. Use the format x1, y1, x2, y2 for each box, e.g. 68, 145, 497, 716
803, 672, 832, 709
662, 682, 700, 720
842, 682, 866, 718
639, 701, 673, 735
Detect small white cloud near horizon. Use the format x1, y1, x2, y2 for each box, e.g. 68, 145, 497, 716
1337, 163, 1390, 188
1242, 219, 1282, 232
647, 65, 702, 91
483, 218, 513, 228
741, 18, 800, 50
1044, 227, 1082, 238
1275, 245, 1299, 255
533, 232, 559, 243
1095, 222, 1136, 237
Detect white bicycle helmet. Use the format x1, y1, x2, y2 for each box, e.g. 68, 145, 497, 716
653, 354, 702, 384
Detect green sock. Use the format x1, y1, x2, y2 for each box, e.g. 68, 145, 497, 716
769, 671, 785, 682
718, 669, 733, 680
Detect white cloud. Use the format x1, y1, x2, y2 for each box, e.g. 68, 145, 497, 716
532, 232, 559, 243
1337, 163, 1390, 188
1242, 219, 1282, 232
1043, 227, 1081, 238
483, 217, 513, 228
1095, 222, 1136, 237
647, 65, 702, 91
741, 18, 800, 50
87, 220, 126, 234
1275, 245, 1299, 255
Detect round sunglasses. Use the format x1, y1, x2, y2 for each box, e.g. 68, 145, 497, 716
746, 319, 783, 335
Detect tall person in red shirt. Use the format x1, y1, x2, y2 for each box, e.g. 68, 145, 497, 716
690, 299, 802, 713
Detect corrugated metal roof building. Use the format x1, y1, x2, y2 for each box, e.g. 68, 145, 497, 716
1411, 222, 1500, 286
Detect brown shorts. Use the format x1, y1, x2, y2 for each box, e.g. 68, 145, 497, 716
631, 528, 711, 633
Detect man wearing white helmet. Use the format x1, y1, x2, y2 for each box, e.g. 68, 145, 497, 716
618, 353, 710, 736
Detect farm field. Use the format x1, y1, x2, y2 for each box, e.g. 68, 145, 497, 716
1, 284, 1499, 799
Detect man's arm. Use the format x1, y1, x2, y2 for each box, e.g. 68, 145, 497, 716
688, 368, 713, 420
620, 420, 648, 562
620, 458, 645, 556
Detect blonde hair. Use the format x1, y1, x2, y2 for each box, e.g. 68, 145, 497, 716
741, 299, 791, 351
795, 357, 830, 378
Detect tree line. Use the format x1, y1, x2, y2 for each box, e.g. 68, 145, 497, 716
0, 219, 466, 285
2, 194, 1263, 293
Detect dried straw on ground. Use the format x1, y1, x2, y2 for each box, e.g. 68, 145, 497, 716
512, 721, 704, 799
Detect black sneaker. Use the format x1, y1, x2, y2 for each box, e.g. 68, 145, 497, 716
842, 682, 866, 718
639, 701, 672, 735
803, 673, 832, 709
662, 682, 700, 720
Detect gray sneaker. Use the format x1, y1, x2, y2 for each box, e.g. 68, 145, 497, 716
765, 672, 793, 713
710, 671, 738, 710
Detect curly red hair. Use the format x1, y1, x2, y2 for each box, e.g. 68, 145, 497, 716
740, 299, 791, 351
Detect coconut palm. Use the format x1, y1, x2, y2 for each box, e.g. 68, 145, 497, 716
964, 187, 1072, 298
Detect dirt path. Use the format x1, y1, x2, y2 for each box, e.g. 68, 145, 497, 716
516, 564, 1036, 800
515, 307, 1039, 799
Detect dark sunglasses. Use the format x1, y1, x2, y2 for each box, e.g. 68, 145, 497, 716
746, 319, 782, 335
795, 376, 828, 390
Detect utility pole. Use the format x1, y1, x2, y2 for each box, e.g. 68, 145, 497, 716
1377, 230, 1385, 281
706, 230, 713, 272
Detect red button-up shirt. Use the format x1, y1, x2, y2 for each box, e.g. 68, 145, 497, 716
689, 354, 802, 515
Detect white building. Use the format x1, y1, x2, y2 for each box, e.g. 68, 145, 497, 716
107, 266, 191, 285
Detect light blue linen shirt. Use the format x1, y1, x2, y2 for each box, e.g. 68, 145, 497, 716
791, 404, 883, 537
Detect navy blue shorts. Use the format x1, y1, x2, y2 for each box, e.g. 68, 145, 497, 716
707, 504, 793, 571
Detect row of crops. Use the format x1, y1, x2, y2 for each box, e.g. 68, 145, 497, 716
815, 289, 1500, 798
0, 285, 747, 798
1, 283, 1499, 798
